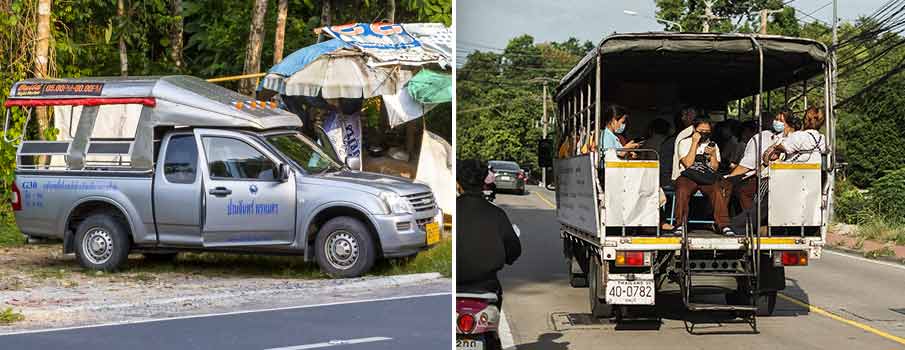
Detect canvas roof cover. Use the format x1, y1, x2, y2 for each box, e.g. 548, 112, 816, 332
556, 33, 828, 105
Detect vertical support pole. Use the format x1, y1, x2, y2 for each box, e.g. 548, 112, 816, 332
595, 53, 602, 157
542, 84, 548, 188
803, 79, 808, 110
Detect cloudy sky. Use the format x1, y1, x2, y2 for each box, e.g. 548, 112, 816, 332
456, 0, 888, 63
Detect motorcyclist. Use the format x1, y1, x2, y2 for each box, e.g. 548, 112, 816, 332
456, 159, 522, 304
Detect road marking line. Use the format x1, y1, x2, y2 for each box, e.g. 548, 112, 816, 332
499, 310, 516, 349
777, 293, 905, 346
265, 337, 392, 350
0, 292, 450, 337
823, 249, 905, 271
534, 191, 556, 208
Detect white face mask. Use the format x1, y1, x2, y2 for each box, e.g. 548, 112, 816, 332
772, 120, 785, 133
615, 123, 626, 134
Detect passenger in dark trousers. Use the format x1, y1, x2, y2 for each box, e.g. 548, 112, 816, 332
674, 176, 733, 230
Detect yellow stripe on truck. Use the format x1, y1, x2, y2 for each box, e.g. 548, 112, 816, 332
757, 237, 799, 245
631, 237, 681, 244
605, 161, 659, 168
770, 163, 820, 170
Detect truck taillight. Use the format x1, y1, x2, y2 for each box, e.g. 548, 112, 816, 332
615, 251, 651, 266
775, 251, 808, 266
457, 314, 476, 333
10, 183, 21, 211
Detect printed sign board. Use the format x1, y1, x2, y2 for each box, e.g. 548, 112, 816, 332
15, 83, 104, 97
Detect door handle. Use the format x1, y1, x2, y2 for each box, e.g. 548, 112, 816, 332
209, 187, 232, 196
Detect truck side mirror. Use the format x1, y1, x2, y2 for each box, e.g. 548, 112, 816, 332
538, 139, 553, 168
278, 163, 291, 182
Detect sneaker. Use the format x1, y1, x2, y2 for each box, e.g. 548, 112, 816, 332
722, 227, 736, 236
673, 226, 685, 236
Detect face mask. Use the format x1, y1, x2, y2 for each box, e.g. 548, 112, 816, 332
773, 120, 785, 133
615, 123, 626, 134
698, 132, 711, 142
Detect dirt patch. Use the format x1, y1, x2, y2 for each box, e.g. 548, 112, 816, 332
0, 244, 450, 332
827, 224, 905, 263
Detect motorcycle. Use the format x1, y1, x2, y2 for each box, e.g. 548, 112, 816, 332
455, 225, 519, 350
456, 292, 501, 350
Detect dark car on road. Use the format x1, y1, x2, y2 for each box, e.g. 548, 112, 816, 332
489, 160, 526, 195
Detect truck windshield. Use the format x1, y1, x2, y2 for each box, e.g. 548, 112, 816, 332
265, 133, 342, 174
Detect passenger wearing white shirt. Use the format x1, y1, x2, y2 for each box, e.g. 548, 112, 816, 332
673, 117, 735, 236
728, 109, 796, 210
770, 107, 826, 162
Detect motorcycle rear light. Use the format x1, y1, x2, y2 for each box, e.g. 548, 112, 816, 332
10, 183, 21, 211
457, 314, 476, 333
776, 251, 808, 266
615, 251, 650, 266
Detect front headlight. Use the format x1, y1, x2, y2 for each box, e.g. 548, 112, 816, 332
379, 191, 414, 214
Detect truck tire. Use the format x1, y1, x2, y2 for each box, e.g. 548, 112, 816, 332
74, 213, 131, 271
315, 216, 377, 278
588, 256, 613, 318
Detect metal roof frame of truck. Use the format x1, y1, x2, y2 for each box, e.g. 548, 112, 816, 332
4, 75, 301, 171
555, 32, 829, 105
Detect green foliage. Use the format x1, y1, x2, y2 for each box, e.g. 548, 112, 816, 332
867, 168, 905, 221
457, 35, 588, 174
834, 178, 869, 224
0, 307, 24, 324
655, 0, 798, 35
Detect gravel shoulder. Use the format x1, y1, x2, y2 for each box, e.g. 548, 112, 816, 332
0, 244, 450, 333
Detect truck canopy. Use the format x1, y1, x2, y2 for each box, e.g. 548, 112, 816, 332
5, 76, 301, 171
556, 32, 828, 106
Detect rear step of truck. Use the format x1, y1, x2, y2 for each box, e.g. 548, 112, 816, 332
679, 219, 760, 334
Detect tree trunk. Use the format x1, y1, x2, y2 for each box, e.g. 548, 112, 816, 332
170, 0, 184, 70
317, 0, 332, 43
35, 0, 51, 143
117, 0, 128, 77
387, 0, 395, 22
239, 0, 269, 95
273, 0, 288, 64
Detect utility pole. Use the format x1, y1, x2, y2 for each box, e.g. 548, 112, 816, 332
759, 9, 784, 34
529, 77, 557, 187
35, 0, 51, 146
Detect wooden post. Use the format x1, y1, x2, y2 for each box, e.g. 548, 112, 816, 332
117, 0, 128, 77
35, 0, 52, 146
239, 0, 268, 95
317, 0, 333, 43
170, 0, 184, 70
273, 0, 288, 64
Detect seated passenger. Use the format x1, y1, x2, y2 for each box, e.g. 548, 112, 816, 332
673, 116, 736, 236
768, 107, 826, 162
599, 105, 640, 158
728, 109, 796, 210
669, 107, 698, 183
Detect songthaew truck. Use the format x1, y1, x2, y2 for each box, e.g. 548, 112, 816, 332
538, 33, 835, 331
4, 76, 440, 278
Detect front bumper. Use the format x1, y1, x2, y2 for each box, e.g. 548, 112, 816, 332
373, 209, 440, 257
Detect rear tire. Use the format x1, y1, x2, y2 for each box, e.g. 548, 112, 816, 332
74, 213, 131, 271
588, 255, 613, 318
315, 216, 377, 278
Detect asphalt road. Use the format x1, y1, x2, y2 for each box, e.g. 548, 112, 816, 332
0, 293, 451, 350
495, 187, 905, 350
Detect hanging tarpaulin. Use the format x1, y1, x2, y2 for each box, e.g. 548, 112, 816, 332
321, 23, 442, 66
383, 87, 436, 128
323, 111, 363, 169
416, 131, 454, 215
282, 50, 414, 99
402, 23, 452, 67
406, 69, 452, 104
258, 39, 349, 98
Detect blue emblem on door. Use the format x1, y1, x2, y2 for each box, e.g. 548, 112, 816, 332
249, 184, 258, 196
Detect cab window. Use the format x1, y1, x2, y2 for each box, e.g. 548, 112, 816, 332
163, 135, 197, 184
202, 137, 276, 180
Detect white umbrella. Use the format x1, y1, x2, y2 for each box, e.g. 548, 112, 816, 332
283, 49, 413, 99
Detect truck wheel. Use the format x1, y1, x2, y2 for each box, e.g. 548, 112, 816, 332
588, 256, 613, 318
315, 216, 377, 278
74, 213, 131, 271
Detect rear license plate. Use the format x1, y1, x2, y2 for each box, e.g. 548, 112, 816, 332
456, 339, 483, 350
605, 279, 655, 305
499, 176, 511, 181
426, 222, 440, 245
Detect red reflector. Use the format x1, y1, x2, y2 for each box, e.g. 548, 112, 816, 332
781, 251, 808, 266
624, 251, 645, 266
10, 183, 21, 211
458, 314, 475, 333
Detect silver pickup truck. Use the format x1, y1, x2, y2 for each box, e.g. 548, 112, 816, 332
4, 76, 440, 278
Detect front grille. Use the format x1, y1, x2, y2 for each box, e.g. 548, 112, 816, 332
404, 191, 437, 212
416, 217, 434, 230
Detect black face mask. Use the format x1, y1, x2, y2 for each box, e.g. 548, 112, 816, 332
698, 132, 711, 143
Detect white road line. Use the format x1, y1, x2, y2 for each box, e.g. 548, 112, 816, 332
499, 310, 516, 350
0, 292, 450, 337
265, 337, 392, 350
823, 249, 905, 271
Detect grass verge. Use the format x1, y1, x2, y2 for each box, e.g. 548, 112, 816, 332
0, 307, 24, 325
372, 238, 452, 278
0, 220, 23, 247
854, 216, 905, 246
